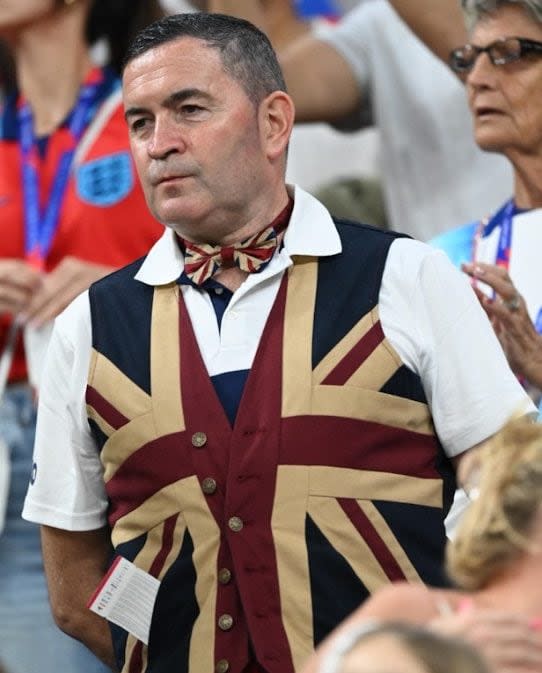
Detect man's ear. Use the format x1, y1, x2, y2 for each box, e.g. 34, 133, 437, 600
259, 90, 295, 162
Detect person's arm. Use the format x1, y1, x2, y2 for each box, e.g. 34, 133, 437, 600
387, 0, 468, 64
206, 0, 362, 122
41, 525, 117, 671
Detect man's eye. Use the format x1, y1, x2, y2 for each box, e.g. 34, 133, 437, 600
181, 105, 204, 115
131, 118, 149, 132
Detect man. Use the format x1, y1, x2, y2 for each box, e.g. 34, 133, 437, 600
23, 13, 534, 673
207, 0, 513, 241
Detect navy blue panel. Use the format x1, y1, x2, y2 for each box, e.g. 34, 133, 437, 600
434, 450, 457, 516
88, 257, 154, 394
313, 219, 408, 369
88, 418, 109, 452
211, 369, 249, 426
374, 501, 449, 587
380, 365, 428, 404
147, 530, 198, 673
111, 534, 149, 670
306, 514, 368, 645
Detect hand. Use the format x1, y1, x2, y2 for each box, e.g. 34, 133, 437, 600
22, 256, 114, 328
0, 258, 43, 316
431, 607, 542, 673
462, 262, 542, 388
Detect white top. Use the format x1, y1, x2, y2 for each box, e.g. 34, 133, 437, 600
23, 186, 533, 531
476, 208, 542, 325
317, 1, 513, 241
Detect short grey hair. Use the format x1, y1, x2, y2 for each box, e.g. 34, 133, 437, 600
463, 0, 542, 24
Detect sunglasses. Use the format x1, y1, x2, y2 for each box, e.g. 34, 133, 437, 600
449, 36, 542, 73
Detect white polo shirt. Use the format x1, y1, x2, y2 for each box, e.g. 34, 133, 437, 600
23, 186, 533, 531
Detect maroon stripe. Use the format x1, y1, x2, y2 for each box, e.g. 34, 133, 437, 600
321, 321, 385, 385
126, 517, 178, 673
149, 514, 178, 577
86, 385, 129, 430
128, 641, 144, 673
106, 433, 195, 526
225, 276, 295, 672
281, 416, 441, 478
338, 497, 407, 582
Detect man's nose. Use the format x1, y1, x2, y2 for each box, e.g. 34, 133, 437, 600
147, 116, 187, 159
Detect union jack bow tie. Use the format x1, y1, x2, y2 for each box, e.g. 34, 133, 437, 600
180, 198, 293, 286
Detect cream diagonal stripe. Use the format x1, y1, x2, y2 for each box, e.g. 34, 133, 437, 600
122, 515, 187, 673
309, 467, 442, 508
312, 307, 400, 388
111, 478, 191, 547
180, 479, 222, 673
358, 500, 422, 583
88, 349, 151, 420
308, 496, 390, 593
311, 386, 434, 435
282, 258, 318, 418
271, 466, 314, 671
100, 411, 159, 483
121, 633, 140, 673
151, 284, 185, 436
345, 340, 402, 391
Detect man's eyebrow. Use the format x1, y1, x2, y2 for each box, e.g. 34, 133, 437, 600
164, 88, 213, 108
124, 88, 213, 121
124, 106, 147, 122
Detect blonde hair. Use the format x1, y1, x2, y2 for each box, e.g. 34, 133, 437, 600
447, 417, 542, 591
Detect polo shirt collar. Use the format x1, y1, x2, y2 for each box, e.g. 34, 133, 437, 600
134, 184, 342, 287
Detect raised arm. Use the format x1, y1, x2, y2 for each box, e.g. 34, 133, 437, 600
41, 525, 117, 670
388, 0, 468, 63
206, 0, 362, 122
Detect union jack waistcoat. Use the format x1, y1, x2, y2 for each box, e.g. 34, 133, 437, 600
86, 219, 455, 673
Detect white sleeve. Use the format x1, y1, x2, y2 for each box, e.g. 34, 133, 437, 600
315, 2, 375, 129
379, 238, 536, 457
22, 291, 109, 531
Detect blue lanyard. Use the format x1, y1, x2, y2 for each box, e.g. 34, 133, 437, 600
18, 68, 103, 269
480, 197, 515, 268
478, 198, 542, 335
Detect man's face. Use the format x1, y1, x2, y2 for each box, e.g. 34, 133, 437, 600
123, 37, 271, 242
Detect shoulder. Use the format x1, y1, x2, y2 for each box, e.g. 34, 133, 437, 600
333, 218, 409, 257
383, 236, 470, 291
353, 582, 442, 623
90, 255, 147, 294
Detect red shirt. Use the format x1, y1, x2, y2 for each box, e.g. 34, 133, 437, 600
0, 69, 163, 381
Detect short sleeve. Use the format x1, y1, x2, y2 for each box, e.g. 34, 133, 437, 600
379, 238, 536, 456
22, 291, 108, 531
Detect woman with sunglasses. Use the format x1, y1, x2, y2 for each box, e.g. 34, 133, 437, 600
0, 2, 164, 673
432, 0, 542, 407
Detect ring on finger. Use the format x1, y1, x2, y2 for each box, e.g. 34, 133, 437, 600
503, 294, 521, 312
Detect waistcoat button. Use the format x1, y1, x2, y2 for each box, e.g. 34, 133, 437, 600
201, 477, 217, 495
218, 614, 234, 631
218, 568, 232, 584
191, 431, 207, 448
216, 660, 230, 673
228, 516, 243, 532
